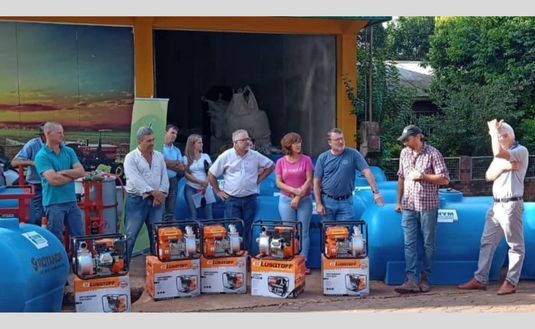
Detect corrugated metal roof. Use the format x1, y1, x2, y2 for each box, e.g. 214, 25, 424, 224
390, 61, 434, 98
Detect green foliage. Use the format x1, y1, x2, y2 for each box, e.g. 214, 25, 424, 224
418, 81, 521, 156
426, 16, 535, 154
346, 23, 417, 160
384, 17, 435, 61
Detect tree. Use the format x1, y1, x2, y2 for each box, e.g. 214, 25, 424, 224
426, 16, 535, 154
384, 17, 435, 61
346, 23, 417, 163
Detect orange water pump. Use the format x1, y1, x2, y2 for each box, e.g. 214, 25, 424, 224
203, 224, 243, 258
257, 225, 299, 259
157, 225, 198, 261
324, 225, 365, 258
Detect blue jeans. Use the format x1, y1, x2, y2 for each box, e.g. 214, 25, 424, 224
401, 209, 438, 282
321, 196, 354, 221
29, 183, 44, 226
164, 175, 178, 221
224, 194, 257, 252
184, 185, 213, 220
278, 195, 312, 262
44, 201, 84, 244
124, 193, 164, 264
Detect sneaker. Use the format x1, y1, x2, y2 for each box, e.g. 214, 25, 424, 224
305, 267, 311, 275
394, 278, 420, 294
419, 274, 431, 293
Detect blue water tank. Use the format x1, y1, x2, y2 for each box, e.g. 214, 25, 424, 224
362, 195, 508, 285
258, 171, 278, 196
354, 166, 387, 187
520, 202, 535, 279
308, 213, 322, 269
0, 218, 69, 312
353, 189, 397, 219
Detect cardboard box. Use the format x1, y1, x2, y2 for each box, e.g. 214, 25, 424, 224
74, 275, 131, 312
146, 255, 201, 300
250, 255, 305, 298
200, 252, 248, 294
321, 255, 369, 296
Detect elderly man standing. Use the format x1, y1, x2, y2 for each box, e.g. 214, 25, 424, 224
208, 129, 274, 252
394, 124, 450, 294
11, 123, 46, 225
34, 122, 86, 243
123, 126, 169, 264
313, 128, 384, 221
458, 119, 528, 295
162, 124, 185, 221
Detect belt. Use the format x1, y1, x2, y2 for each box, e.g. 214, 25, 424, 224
322, 193, 352, 201
493, 197, 523, 203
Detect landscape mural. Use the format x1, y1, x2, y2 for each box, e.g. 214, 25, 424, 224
0, 21, 134, 172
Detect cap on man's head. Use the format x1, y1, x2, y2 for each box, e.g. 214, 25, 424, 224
397, 124, 422, 142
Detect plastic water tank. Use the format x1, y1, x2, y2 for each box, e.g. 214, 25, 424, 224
362, 194, 508, 285
258, 171, 278, 196
354, 166, 387, 187
520, 202, 535, 279
0, 218, 69, 312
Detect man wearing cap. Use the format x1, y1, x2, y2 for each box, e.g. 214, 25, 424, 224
458, 119, 528, 295
11, 123, 46, 225
394, 124, 450, 294
313, 128, 384, 222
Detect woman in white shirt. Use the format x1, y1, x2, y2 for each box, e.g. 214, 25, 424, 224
183, 134, 213, 219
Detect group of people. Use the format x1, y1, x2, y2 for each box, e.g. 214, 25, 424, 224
11, 119, 528, 296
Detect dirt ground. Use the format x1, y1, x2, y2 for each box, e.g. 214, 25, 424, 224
63, 253, 535, 313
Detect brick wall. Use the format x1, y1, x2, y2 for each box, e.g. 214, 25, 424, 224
450, 155, 535, 201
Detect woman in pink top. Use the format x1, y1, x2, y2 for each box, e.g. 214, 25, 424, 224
275, 132, 314, 274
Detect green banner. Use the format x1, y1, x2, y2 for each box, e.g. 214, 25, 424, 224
129, 98, 169, 152
126, 97, 168, 255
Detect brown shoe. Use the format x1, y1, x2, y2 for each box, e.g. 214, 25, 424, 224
419, 274, 431, 293
458, 278, 487, 290
394, 278, 420, 294
497, 280, 516, 295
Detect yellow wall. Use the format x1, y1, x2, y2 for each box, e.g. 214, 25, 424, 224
0, 16, 369, 147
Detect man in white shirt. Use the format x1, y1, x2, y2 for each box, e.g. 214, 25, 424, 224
123, 126, 169, 264
208, 129, 274, 252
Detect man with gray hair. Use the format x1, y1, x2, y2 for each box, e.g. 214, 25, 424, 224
34, 122, 86, 244
208, 129, 274, 252
314, 128, 384, 221
123, 126, 169, 264
459, 119, 528, 295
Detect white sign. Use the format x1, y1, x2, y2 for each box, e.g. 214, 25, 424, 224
437, 209, 458, 223
22, 231, 49, 249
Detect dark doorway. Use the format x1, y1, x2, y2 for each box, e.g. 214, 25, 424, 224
154, 30, 336, 157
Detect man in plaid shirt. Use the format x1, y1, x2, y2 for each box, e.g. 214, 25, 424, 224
394, 125, 450, 294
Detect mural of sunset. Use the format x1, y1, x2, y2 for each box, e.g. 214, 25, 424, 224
0, 21, 134, 132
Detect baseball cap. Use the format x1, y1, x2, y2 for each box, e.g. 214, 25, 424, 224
397, 125, 422, 142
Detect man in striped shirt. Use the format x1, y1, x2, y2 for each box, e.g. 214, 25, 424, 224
394, 125, 450, 294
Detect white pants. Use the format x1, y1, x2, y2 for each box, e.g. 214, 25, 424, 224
475, 201, 524, 285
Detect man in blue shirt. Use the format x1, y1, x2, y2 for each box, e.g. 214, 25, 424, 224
162, 124, 185, 221
35, 122, 86, 243
313, 128, 384, 221
11, 123, 46, 225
